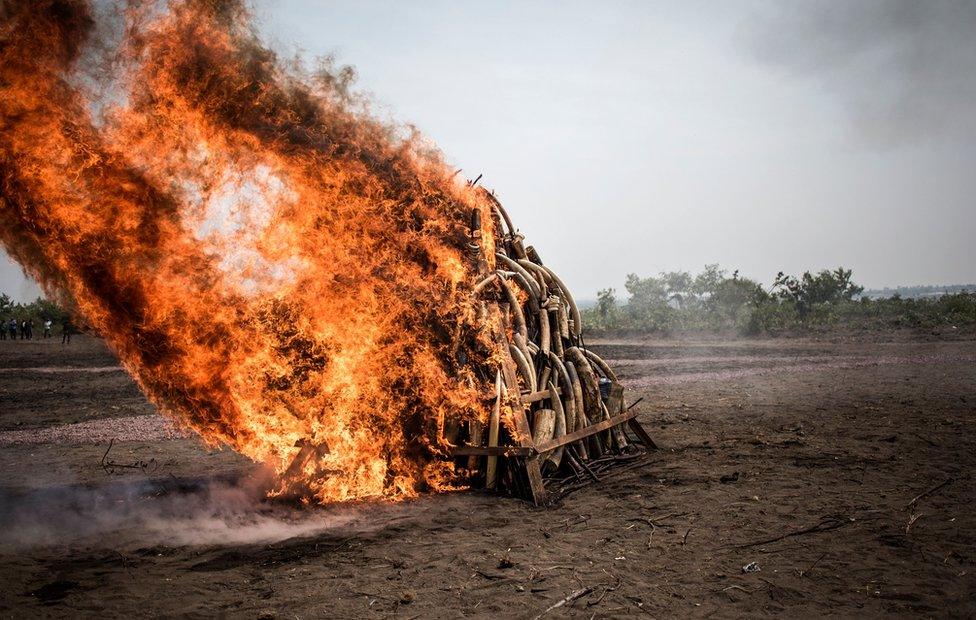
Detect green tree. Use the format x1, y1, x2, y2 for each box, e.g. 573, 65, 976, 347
773, 267, 863, 318
596, 287, 617, 318
0, 293, 13, 317
711, 270, 764, 327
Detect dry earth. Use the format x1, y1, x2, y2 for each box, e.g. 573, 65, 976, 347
0, 332, 974, 618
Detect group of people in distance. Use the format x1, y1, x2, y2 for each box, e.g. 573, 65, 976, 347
0, 317, 73, 344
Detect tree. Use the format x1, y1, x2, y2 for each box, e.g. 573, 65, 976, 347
623, 273, 674, 331
711, 270, 764, 326
0, 293, 13, 317
773, 267, 863, 318
596, 288, 616, 318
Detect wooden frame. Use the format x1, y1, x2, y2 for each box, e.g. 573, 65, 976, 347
451, 391, 656, 506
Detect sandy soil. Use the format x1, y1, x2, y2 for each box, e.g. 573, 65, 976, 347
0, 333, 974, 618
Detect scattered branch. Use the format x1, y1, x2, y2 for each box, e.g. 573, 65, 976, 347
735, 515, 852, 548
101, 438, 159, 476
532, 587, 594, 619
907, 478, 953, 510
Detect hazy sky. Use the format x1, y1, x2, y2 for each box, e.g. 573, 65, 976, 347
3, 0, 974, 301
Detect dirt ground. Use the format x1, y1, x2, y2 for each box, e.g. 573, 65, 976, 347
0, 332, 974, 618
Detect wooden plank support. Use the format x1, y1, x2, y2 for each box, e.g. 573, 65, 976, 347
534, 407, 640, 454
520, 386, 562, 404
283, 437, 330, 481
627, 417, 658, 450
485, 371, 502, 489
493, 323, 549, 507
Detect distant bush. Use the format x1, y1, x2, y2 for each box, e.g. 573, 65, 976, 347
582, 266, 976, 336
0, 293, 70, 328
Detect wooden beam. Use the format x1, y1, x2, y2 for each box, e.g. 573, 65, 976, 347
486, 371, 502, 489
628, 418, 658, 450
282, 437, 330, 481
520, 386, 562, 404
534, 408, 640, 454
494, 309, 548, 506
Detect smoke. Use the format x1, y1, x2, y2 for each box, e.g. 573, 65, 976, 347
741, 0, 976, 146
0, 471, 401, 550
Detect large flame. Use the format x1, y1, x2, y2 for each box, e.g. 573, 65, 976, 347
0, 0, 503, 501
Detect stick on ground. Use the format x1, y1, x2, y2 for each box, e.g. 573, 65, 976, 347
907, 478, 953, 510
532, 587, 594, 619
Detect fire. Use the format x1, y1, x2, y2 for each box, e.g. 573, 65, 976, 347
0, 0, 502, 501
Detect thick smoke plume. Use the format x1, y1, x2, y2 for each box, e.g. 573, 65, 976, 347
0, 0, 500, 502
742, 0, 976, 146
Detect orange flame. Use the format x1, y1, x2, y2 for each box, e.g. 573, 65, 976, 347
0, 0, 502, 501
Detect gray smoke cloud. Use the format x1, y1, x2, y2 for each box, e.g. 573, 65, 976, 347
0, 473, 405, 550
742, 0, 976, 146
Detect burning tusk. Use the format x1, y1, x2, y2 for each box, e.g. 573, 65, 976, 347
473, 272, 500, 296
497, 275, 528, 341
513, 332, 537, 387
496, 253, 542, 301
467, 419, 484, 471
483, 189, 515, 239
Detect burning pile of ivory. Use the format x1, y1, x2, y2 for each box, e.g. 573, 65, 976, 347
452, 191, 654, 503
0, 0, 652, 505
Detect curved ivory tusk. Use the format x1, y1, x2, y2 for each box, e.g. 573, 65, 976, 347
564, 360, 593, 459
532, 408, 557, 445
568, 348, 611, 455
496, 253, 542, 301
517, 259, 550, 299
510, 271, 541, 312
513, 333, 536, 386
497, 276, 528, 341
582, 348, 617, 382
546, 351, 576, 435
585, 352, 629, 450
473, 272, 500, 296
510, 232, 528, 260
602, 400, 629, 451
550, 307, 564, 356
509, 343, 537, 393
557, 300, 570, 340
538, 364, 551, 391
483, 190, 515, 239
539, 264, 581, 338
545, 380, 566, 470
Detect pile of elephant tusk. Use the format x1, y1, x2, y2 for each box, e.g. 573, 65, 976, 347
451, 189, 656, 506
